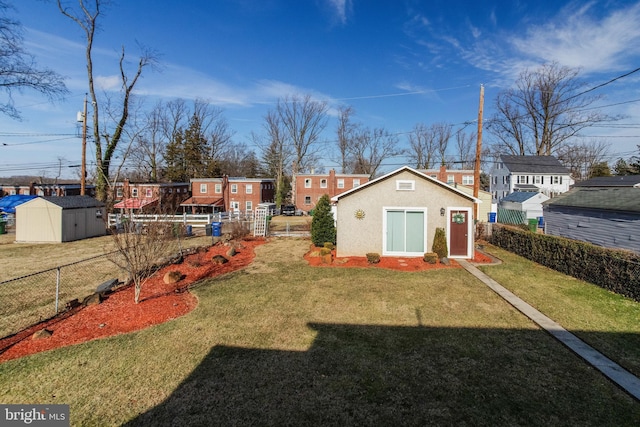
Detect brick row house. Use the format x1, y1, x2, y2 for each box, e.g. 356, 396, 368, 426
0, 182, 96, 197
420, 165, 476, 187
181, 177, 276, 214
112, 180, 190, 213
293, 169, 370, 214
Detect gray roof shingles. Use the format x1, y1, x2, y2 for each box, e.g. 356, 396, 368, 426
544, 187, 640, 213
42, 195, 105, 209
501, 155, 570, 174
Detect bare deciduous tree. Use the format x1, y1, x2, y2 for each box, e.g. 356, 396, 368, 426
276, 94, 329, 174
348, 126, 402, 178
0, 1, 67, 118
488, 62, 614, 156
109, 218, 179, 304
454, 129, 476, 169
407, 123, 437, 169
257, 110, 293, 206
433, 122, 453, 166
57, 0, 158, 202
555, 139, 610, 181
336, 105, 356, 173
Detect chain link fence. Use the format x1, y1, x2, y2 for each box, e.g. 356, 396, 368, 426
0, 232, 216, 340
0, 252, 128, 339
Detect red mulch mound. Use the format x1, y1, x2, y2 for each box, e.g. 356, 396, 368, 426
0, 239, 265, 363
304, 245, 494, 271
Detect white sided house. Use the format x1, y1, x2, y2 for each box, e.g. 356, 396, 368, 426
490, 155, 573, 203
16, 196, 106, 243
331, 166, 479, 259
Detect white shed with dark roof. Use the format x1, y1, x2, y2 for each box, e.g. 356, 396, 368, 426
15, 196, 106, 243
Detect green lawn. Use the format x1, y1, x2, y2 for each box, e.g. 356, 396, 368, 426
0, 238, 638, 426
478, 244, 640, 378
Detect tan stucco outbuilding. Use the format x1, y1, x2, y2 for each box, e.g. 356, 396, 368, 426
15, 196, 106, 243
331, 167, 479, 259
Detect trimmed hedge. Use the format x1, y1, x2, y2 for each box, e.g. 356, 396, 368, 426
489, 225, 640, 301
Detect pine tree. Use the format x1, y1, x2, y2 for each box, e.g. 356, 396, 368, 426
311, 194, 336, 247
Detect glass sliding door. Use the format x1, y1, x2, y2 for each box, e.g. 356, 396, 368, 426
384, 209, 426, 256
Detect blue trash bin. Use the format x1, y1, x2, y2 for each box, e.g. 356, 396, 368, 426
538, 217, 544, 228
185, 225, 193, 236
211, 222, 222, 237
488, 212, 497, 223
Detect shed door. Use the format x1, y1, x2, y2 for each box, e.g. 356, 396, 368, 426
449, 210, 469, 257
385, 209, 425, 256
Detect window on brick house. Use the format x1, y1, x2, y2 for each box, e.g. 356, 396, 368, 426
200, 184, 207, 194
337, 179, 344, 188
305, 178, 311, 188
320, 179, 327, 188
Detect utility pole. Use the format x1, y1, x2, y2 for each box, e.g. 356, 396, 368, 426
473, 84, 484, 220
81, 94, 88, 196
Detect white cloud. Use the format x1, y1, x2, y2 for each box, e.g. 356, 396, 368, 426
509, 2, 640, 74
326, 0, 350, 25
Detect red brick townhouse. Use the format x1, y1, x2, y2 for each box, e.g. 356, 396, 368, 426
0, 181, 96, 197
181, 176, 276, 214
421, 165, 475, 187
293, 169, 370, 214
112, 180, 190, 213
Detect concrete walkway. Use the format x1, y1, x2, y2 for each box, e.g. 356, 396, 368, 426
458, 259, 640, 402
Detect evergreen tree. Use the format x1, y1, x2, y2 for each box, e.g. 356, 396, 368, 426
311, 194, 336, 247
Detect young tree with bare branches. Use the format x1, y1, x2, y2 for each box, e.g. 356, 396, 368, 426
109, 218, 180, 304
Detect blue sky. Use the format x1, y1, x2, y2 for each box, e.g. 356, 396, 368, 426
1, 0, 640, 179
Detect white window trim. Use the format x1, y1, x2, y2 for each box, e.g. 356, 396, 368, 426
231, 184, 238, 194
320, 179, 328, 188
382, 206, 428, 257
215, 183, 222, 193
337, 179, 344, 189
246, 184, 253, 194
304, 178, 312, 188
445, 206, 474, 259
200, 183, 207, 194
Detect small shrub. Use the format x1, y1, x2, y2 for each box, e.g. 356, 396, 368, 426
311, 194, 336, 247
229, 222, 250, 240
432, 228, 448, 259
366, 253, 380, 264
323, 242, 335, 251
320, 247, 332, 256
423, 252, 438, 264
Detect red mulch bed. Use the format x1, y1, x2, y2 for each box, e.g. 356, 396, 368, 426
0, 239, 265, 363
304, 245, 494, 271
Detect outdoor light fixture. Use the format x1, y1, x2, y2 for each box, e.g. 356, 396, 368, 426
440, 207, 446, 216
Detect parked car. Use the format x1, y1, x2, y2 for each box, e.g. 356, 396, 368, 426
282, 205, 296, 216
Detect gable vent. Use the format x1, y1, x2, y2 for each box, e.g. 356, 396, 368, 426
396, 180, 415, 191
